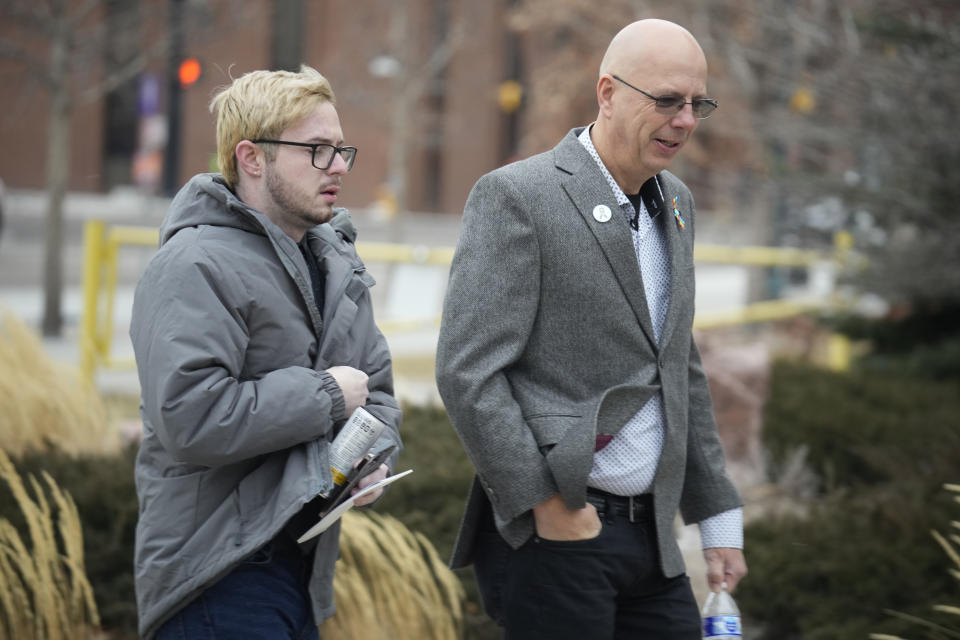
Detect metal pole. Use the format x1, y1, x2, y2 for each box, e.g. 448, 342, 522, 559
162, 0, 184, 196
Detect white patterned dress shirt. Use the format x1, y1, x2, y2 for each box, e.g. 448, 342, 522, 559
579, 125, 742, 550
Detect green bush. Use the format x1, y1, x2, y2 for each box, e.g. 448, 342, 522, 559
740, 483, 955, 639
378, 404, 475, 561
738, 361, 960, 639
835, 302, 960, 379
762, 362, 960, 492
836, 300, 960, 356
377, 403, 500, 640
858, 336, 960, 381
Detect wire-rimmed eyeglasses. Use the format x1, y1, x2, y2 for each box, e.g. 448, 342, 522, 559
252, 139, 358, 171
611, 75, 718, 119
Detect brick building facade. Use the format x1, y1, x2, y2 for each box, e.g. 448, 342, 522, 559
0, 0, 751, 216
0, 0, 527, 214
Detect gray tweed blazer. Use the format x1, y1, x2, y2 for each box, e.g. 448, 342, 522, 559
435, 128, 742, 577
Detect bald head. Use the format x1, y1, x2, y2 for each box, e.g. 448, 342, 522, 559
599, 19, 706, 80
591, 19, 711, 192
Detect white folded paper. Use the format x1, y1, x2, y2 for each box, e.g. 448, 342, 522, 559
296, 469, 414, 544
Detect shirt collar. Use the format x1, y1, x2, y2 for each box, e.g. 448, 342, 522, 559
578, 125, 630, 208
577, 124, 665, 217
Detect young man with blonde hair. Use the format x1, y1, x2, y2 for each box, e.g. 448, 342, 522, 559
131, 65, 401, 639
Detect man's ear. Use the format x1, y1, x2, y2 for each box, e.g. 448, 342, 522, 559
597, 74, 616, 118
235, 140, 263, 178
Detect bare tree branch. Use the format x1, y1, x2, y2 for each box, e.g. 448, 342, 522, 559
77, 36, 169, 106
69, 0, 104, 30
0, 37, 54, 88
403, 22, 465, 103
1, 2, 52, 36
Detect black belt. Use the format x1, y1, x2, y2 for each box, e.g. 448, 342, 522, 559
586, 487, 653, 523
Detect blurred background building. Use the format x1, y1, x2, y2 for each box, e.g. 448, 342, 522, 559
0, 0, 764, 216
1, 0, 525, 215
1, 0, 958, 337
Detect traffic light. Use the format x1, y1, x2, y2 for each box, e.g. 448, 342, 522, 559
178, 57, 202, 88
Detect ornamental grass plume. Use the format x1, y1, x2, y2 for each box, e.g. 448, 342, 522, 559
0, 449, 101, 639
322, 510, 465, 640
0, 311, 116, 457
870, 483, 960, 640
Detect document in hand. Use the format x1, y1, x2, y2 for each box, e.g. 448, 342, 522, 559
296, 469, 413, 544
322, 443, 397, 508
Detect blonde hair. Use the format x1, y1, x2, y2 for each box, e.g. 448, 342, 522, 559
209, 65, 336, 188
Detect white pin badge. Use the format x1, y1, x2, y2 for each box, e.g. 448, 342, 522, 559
593, 204, 612, 223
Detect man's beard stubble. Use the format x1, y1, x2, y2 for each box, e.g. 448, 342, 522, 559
265, 167, 334, 229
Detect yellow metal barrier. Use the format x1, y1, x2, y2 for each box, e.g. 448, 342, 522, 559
694, 244, 822, 267
80, 220, 854, 384
692, 299, 829, 330
80, 220, 106, 382
354, 242, 455, 266
81, 222, 159, 381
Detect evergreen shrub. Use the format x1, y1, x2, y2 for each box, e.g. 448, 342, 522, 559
378, 404, 475, 560
836, 301, 960, 379
738, 361, 960, 640
762, 362, 959, 491
376, 403, 500, 640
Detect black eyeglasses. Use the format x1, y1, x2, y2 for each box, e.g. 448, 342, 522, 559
611, 75, 718, 119
252, 139, 358, 171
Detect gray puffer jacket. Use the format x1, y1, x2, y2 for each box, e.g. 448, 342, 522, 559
130, 174, 401, 638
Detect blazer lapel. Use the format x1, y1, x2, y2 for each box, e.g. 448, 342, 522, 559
554, 131, 657, 347
656, 176, 688, 352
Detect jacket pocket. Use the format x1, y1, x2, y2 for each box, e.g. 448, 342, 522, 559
139, 472, 201, 560
357, 267, 376, 288
345, 267, 376, 300
234, 456, 280, 527
525, 414, 582, 455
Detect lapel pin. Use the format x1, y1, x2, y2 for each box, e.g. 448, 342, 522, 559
593, 204, 612, 223
672, 197, 686, 229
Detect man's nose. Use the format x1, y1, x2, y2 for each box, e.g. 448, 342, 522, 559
671, 103, 699, 129
327, 152, 349, 175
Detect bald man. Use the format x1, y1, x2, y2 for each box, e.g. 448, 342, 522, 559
436, 19, 746, 639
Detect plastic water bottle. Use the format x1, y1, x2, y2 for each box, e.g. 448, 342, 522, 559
702, 582, 741, 639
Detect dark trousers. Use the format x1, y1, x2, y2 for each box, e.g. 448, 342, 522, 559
155, 532, 320, 640
473, 490, 701, 640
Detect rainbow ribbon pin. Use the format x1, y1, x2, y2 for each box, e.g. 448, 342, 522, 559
672, 196, 686, 229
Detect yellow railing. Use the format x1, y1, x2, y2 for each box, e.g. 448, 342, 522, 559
694, 244, 823, 267
81, 221, 158, 383
80, 220, 855, 384
79, 223, 464, 382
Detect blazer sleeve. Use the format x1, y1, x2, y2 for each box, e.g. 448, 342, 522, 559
436, 170, 559, 523
678, 203, 744, 523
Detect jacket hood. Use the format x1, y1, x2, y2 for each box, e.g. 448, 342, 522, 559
159, 173, 358, 247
